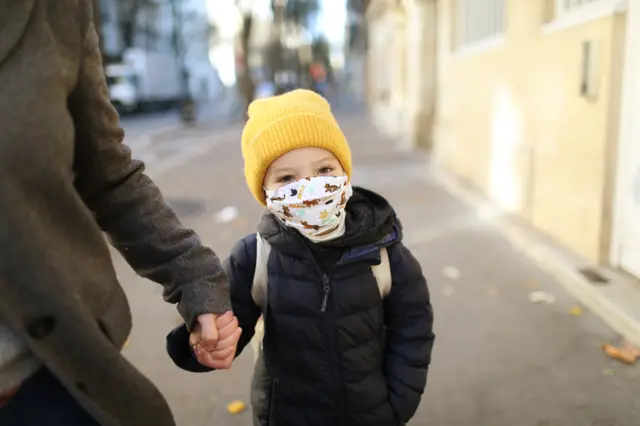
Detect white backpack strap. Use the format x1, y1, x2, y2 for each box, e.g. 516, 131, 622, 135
254, 239, 389, 303
251, 233, 271, 314
251, 233, 270, 364
372, 247, 392, 298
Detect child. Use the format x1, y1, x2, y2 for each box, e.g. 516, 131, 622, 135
167, 89, 435, 426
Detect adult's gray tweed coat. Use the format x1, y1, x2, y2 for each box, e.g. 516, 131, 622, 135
0, 1, 230, 425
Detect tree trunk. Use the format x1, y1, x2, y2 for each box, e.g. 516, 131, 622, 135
170, 0, 190, 99
238, 13, 255, 116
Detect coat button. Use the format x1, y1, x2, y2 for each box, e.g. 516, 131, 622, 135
26, 316, 56, 340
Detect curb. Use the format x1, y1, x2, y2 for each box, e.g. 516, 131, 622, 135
431, 166, 640, 347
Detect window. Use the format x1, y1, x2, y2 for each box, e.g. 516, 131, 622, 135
543, 0, 624, 32
455, 0, 506, 48
557, 0, 603, 14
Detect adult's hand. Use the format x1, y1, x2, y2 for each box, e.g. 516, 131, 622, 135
190, 312, 242, 369
191, 313, 220, 351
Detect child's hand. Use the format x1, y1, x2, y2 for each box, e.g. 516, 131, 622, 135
189, 311, 242, 369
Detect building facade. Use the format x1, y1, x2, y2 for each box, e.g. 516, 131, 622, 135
366, 0, 640, 280
366, 0, 436, 149
344, 0, 370, 104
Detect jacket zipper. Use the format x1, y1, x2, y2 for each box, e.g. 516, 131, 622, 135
320, 274, 331, 312
318, 272, 345, 425
294, 236, 345, 424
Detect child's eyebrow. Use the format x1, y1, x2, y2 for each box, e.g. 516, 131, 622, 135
313, 156, 338, 165
271, 166, 297, 175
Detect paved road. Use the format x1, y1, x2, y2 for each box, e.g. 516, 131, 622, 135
118, 91, 242, 155
120, 110, 181, 149
113, 110, 640, 426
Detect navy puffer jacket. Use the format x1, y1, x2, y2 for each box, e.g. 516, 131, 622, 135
167, 188, 435, 426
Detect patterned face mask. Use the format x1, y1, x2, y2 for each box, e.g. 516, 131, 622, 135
265, 175, 353, 242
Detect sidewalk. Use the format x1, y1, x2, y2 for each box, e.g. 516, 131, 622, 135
347, 117, 640, 425
115, 110, 640, 426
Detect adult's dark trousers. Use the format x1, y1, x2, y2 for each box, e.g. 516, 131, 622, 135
0, 368, 100, 425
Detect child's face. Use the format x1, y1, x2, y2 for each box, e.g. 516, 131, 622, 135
263, 147, 345, 191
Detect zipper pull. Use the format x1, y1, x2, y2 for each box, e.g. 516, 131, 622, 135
320, 274, 331, 312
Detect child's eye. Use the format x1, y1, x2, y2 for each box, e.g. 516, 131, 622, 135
318, 166, 334, 174
277, 175, 295, 183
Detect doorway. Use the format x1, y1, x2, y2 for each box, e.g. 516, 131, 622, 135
612, 0, 640, 278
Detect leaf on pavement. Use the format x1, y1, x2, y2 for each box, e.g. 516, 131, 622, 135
602, 342, 640, 365
226, 400, 247, 414
569, 306, 583, 316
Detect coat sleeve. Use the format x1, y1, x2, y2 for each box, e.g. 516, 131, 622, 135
166, 235, 262, 372
67, 0, 230, 328
383, 242, 435, 423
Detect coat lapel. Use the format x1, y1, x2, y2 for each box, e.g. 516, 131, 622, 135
0, 0, 36, 66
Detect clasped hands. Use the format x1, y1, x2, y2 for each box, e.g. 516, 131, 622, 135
189, 312, 242, 369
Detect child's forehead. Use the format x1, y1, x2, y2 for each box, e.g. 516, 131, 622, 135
270, 147, 339, 169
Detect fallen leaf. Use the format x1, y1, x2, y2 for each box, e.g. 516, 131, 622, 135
226, 400, 247, 414
528, 290, 556, 304
569, 306, 583, 316
623, 340, 640, 352
602, 342, 640, 365
602, 369, 614, 376
442, 266, 460, 280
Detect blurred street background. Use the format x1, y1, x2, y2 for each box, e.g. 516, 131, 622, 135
97, 0, 640, 424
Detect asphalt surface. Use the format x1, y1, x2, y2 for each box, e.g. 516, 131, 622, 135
120, 110, 181, 146
112, 109, 640, 426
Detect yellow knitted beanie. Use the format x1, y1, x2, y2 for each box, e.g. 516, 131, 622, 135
241, 89, 352, 205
